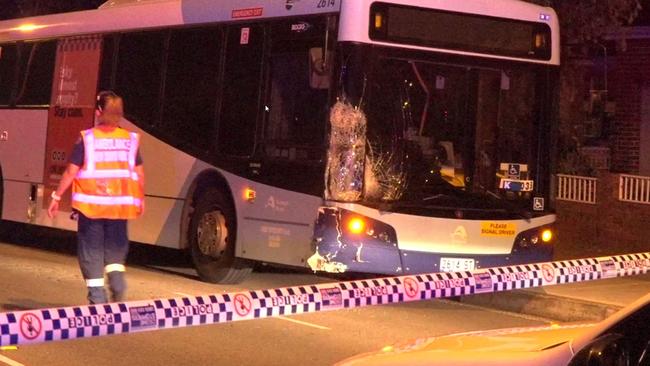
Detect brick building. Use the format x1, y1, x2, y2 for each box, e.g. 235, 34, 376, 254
606, 26, 650, 174
553, 15, 650, 259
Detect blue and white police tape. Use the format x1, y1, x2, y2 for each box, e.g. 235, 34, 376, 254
1, 252, 649, 346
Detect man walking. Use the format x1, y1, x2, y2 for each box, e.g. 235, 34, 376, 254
48, 91, 145, 304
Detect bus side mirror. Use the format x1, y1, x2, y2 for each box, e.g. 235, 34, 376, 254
309, 47, 330, 90
568, 333, 629, 366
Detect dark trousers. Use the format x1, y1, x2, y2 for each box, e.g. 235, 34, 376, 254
77, 212, 129, 304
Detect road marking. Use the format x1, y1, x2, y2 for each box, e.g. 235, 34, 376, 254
276, 316, 331, 330
0, 354, 26, 366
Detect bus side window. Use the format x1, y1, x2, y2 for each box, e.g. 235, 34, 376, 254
98, 35, 116, 92
162, 26, 223, 154
218, 24, 264, 157
15, 40, 57, 106
114, 31, 166, 126
262, 20, 330, 161
0, 44, 18, 106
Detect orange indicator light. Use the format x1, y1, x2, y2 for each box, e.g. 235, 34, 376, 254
541, 229, 553, 243
535, 33, 546, 48
348, 218, 365, 235
244, 188, 256, 202
375, 13, 383, 29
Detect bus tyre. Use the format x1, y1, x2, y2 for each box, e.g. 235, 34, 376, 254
189, 188, 252, 284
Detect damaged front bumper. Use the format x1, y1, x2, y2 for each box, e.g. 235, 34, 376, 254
307, 206, 554, 275
308, 207, 403, 274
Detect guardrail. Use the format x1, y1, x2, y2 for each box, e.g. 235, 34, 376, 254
556, 174, 598, 204
619, 174, 650, 205
1, 252, 649, 347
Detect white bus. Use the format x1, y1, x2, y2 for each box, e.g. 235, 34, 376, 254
0, 0, 560, 283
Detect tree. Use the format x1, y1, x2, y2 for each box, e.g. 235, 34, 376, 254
527, 0, 641, 45
0, 0, 104, 20
525, 0, 642, 175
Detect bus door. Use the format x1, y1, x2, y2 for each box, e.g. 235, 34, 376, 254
473, 69, 501, 193
237, 17, 332, 266
256, 17, 331, 194
474, 67, 538, 203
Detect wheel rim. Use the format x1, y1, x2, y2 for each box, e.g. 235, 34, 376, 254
196, 210, 229, 258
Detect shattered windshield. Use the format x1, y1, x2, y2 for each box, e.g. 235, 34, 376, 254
361, 56, 543, 212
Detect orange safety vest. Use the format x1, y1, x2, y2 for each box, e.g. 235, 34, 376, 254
71, 127, 144, 220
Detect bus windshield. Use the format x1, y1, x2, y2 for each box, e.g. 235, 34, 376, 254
347, 48, 553, 217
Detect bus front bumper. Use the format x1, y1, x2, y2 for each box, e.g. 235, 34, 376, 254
307, 207, 554, 275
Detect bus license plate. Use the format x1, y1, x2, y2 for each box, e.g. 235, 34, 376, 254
440, 257, 475, 272
499, 178, 534, 192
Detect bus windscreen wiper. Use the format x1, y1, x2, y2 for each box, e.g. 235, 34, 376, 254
424, 204, 532, 220
385, 197, 532, 221
422, 194, 449, 201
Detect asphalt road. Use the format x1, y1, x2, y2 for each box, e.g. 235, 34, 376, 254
0, 223, 548, 366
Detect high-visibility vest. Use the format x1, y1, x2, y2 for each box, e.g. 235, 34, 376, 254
72, 127, 144, 220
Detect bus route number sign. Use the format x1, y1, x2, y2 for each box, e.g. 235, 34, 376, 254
317, 0, 336, 8
499, 178, 534, 192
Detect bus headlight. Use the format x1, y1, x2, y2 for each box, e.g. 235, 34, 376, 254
340, 210, 397, 245
514, 226, 555, 251
347, 218, 366, 235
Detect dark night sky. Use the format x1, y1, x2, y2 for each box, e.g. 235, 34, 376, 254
0, 0, 105, 21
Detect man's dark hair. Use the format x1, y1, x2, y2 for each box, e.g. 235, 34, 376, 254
96, 91, 120, 112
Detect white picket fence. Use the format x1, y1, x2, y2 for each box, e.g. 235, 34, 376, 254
555, 173, 650, 205
619, 174, 650, 205
556, 174, 598, 204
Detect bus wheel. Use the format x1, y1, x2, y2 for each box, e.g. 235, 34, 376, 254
189, 188, 252, 284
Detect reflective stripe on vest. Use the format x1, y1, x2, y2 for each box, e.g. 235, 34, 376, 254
72, 193, 142, 206
77, 169, 139, 180
128, 132, 138, 170
72, 128, 143, 220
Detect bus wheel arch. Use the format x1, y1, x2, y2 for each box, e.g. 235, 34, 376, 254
181, 170, 234, 250
183, 170, 252, 284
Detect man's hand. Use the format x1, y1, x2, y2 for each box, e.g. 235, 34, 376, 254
47, 163, 79, 219
48, 199, 59, 218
